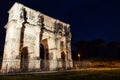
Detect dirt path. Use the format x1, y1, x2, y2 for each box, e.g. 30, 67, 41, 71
73, 67, 120, 71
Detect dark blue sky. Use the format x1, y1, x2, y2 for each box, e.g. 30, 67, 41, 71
0, 0, 119, 51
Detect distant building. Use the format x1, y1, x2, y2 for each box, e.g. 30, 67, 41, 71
1, 2, 73, 73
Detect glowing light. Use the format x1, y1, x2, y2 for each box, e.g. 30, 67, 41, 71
78, 53, 80, 57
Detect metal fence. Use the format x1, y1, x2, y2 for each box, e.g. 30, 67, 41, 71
73, 60, 91, 69
73, 60, 120, 69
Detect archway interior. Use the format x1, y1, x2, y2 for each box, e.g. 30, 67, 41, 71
61, 51, 66, 69
40, 44, 45, 59
20, 47, 29, 71
40, 39, 49, 70
40, 39, 49, 60
61, 51, 65, 61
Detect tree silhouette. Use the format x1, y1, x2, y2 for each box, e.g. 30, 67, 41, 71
73, 38, 120, 60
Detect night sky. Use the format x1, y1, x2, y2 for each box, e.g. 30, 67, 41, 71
0, 0, 119, 51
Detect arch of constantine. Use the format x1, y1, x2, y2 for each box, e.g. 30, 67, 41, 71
1, 2, 73, 73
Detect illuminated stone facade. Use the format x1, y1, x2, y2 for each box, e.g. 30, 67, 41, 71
1, 2, 73, 73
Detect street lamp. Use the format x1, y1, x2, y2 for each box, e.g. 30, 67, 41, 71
78, 53, 80, 68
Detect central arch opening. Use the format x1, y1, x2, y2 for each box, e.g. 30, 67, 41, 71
40, 39, 49, 70
40, 44, 45, 60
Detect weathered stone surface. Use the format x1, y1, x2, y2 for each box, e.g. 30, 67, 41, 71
1, 2, 73, 73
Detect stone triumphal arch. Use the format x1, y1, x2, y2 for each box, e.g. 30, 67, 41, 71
1, 2, 73, 73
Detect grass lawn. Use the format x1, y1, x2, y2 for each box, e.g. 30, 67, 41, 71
0, 70, 120, 80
